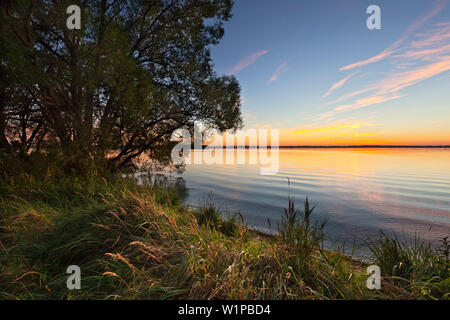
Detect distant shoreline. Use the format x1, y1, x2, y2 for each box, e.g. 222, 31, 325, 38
197, 145, 450, 149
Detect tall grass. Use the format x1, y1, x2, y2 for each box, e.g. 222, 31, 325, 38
367, 232, 449, 299
0, 154, 448, 300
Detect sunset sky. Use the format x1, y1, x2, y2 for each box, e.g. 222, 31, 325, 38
210, 0, 450, 146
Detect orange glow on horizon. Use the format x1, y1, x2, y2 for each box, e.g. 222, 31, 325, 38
278, 132, 450, 146
278, 123, 450, 146
204, 123, 450, 147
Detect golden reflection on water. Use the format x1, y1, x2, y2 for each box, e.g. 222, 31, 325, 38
183, 148, 450, 249
188, 147, 450, 178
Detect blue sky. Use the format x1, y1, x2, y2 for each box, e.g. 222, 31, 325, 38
210, 0, 450, 145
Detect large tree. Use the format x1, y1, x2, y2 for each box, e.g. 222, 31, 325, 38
0, 0, 242, 170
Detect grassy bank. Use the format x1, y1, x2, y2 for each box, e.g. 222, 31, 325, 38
0, 157, 448, 300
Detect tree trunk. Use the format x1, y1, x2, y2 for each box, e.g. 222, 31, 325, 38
0, 92, 11, 152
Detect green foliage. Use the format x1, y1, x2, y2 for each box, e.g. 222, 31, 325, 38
0, 161, 448, 300
367, 232, 449, 298
278, 180, 326, 256
0, 0, 242, 170
194, 198, 242, 237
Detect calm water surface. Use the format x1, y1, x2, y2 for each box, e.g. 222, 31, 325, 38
180, 148, 450, 256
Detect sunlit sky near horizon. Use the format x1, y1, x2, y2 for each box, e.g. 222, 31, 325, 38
210, 0, 450, 145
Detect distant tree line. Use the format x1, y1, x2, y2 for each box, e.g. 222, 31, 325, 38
0, 0, 242, 171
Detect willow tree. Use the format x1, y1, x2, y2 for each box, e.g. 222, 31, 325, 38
1, 0, 242, 170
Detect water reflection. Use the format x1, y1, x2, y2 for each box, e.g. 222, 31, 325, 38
135, 170, 188, 202
181, 148, 450, 256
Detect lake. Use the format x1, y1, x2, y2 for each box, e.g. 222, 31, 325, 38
179, 148, 450, 256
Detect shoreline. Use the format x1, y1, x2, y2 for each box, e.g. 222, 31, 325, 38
186, 204, 372, 263
197, 145, 450, 149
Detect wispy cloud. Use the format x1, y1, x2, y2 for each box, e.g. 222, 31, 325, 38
334, 94, 404, 113
378, 57, 450, 94
410, 22, 450, 48
320, 56, 450, 119
320, 88, 371, 108
393, 44, 450, 61
293, 123, 375, 134
319, 16, 450, 120
269, 61, 288, 83
394, 22, 450, 61
339, 0, 449, 71
226, 50, 269, 75
340, 51, 393, 72
322, 72, 358, 98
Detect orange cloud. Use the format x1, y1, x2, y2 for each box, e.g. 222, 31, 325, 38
318, 94, 404, 119
292, 123, 375, 134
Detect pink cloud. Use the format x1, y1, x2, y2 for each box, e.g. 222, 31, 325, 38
339, 50, 393, 71
335, 94, 405, 112
339, 0, 449, 71
320, 8, 450, 120
393, 44, 450, 61
320, 57, 450, 119
410, 22, 450, 48
227, 50, 269, 75
378, 57, 450, 94
322, 72, 358, 98
320, 88, 371, 107
395, 23, 450, 61
269, 62, 288, 83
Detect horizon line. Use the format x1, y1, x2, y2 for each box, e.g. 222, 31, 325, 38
197, 145, 450, 149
